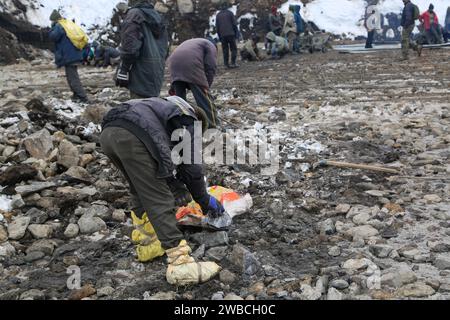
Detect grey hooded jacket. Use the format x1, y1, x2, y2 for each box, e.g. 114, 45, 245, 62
120, 3, 169, 97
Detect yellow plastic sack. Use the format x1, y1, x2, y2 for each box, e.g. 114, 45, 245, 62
131, 212, 165, 262
176, 186, 253, 225
58, 19, 89, 50
131, 212, 158, 244
166, 262, 221, 286
166, 240, 195, 265
136, 241, 165, 263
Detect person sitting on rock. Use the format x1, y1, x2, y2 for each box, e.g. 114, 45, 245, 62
168, 38, 219, 129
49, 10, 89, 103
100, 96, 225, 285
92, 42, 121, 68
266, 31, 289, 59
241, 35, 264, 62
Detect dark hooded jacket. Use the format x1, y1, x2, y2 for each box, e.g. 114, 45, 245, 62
120, 3, 169, 97
401, 1, 416, 28
49, 23, 83, 68
102, 98, 208, 201
446, 7, 450, 32
216, 8, 238, 39
168, 38, 217, 89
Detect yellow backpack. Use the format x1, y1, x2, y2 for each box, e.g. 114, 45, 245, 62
58, 19, 89, 50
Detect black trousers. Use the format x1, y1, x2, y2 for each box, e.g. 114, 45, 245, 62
425, 25, 442, 44
65, 65, 87, 100
172, 81, 219, 129
444, 31, 449, 43
365, 30, 375, 48
241, 50, 257, 61
220, 35, 238, 66
100, 127, 183, 249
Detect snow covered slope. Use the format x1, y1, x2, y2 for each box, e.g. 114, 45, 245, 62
280, 0, 448, 38
1, 0, 449, 39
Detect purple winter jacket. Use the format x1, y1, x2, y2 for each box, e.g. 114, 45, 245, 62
168, 38, 217, 89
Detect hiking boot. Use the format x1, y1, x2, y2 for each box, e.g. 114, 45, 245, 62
417, 44, 423, 57
229, 63, 239, 69
71, 94, 90, 104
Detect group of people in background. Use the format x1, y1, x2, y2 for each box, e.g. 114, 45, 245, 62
401, 1, 450, 60
48, 0, 450, 102
218, 2, 307, 65
365, 1, 450, 60
264, 4, 304, 59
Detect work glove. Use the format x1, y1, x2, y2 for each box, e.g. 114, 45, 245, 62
167, 177, 193, 208
198, 195, 225, 219
115, 62, 132, 88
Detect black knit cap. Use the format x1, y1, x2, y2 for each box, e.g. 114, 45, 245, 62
49, 9, 62, 22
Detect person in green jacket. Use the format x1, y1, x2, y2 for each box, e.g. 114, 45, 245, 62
266, 31, 289, 59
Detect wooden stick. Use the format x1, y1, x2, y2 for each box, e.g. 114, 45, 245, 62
393, 176, 450, 181
320, 160, 400, 174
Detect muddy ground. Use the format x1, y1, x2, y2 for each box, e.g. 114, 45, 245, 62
0, 46, 449, 300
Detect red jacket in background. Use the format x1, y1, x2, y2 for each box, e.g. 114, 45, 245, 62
419, 11, 439, 30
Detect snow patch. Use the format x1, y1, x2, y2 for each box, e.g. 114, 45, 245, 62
0, 194, 12, 212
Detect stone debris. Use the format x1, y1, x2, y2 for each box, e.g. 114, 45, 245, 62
0, 45, 449, 301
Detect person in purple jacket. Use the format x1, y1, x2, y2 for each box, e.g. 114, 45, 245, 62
168, 38, 219, 129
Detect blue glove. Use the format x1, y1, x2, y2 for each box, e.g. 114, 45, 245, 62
199, 195, 225, 219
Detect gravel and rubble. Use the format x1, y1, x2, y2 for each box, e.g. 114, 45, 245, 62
0, 48, 449, 300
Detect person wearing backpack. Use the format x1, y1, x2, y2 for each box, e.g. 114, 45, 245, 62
400, 0, 420, 60
49, 10, 89, 103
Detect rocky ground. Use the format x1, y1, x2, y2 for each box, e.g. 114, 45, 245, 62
0, 46, 449, 300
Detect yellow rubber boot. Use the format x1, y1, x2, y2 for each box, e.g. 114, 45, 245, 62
130, 211, 165, 263
166, 240, 221, 285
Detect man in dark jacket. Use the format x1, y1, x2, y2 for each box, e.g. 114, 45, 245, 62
400, 0, 418, 60
116, 0, 169, 99
168, 38, 219, 128
49, 10, 89, 103
100, 96, 224, 282
215, 1, 239, 68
